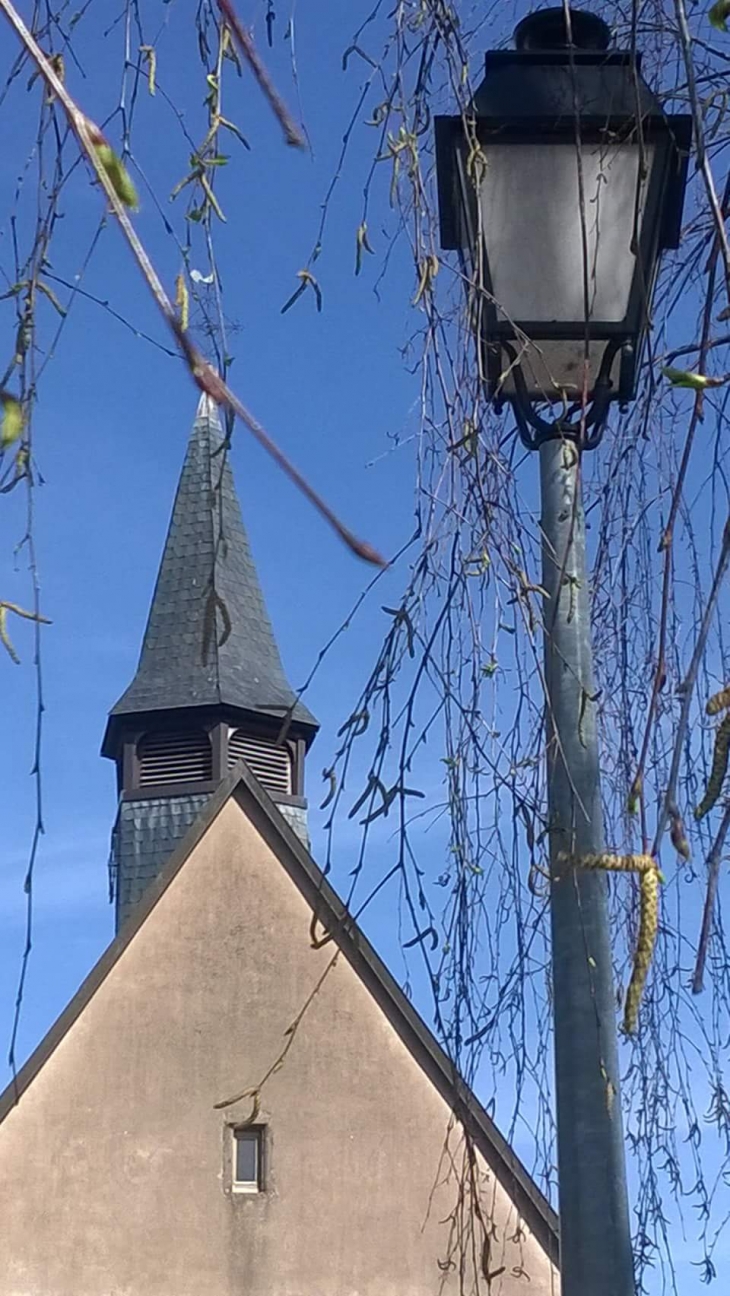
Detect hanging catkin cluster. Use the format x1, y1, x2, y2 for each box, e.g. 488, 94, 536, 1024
557, 852, 661, 1034
564, 852, 656, 874
706, 684, 730, 715
695, 713, 730, 821
623, 867, 660, 1035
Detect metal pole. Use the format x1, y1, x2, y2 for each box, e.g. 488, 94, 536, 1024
539, 437, 635, 1296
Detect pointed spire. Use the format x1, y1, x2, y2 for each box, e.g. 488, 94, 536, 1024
103, 398, 317, 754
194, 389, 218, 423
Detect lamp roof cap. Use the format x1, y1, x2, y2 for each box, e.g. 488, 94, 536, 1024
514, 8, 611, 52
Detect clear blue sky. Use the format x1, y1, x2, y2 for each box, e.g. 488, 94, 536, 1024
0, 4, 724, 1292
0, 0, 422, 1059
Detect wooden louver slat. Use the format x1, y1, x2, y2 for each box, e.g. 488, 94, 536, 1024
138, 731, 212, 787
228, 730, 292, 795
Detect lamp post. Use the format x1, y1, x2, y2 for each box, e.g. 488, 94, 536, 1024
435, 9, 690, 1296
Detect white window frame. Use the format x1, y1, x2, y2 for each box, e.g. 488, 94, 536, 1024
231, 1125, 264, 1194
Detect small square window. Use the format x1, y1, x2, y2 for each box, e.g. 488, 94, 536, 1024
232, 1127, 263, 1192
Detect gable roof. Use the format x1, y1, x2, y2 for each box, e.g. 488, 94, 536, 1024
0, 767, 559, 1265
102, 396, 317, 758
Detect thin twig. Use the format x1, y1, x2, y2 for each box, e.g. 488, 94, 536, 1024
692, 802, 730, 994
0, 0, 383, 566
674, 0, 730, 302
637, 178, 730, 848
652, 514, 730, 858
216, 0, 305, 149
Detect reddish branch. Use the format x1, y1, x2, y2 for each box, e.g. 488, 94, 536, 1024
216, 0, 305, 149
0, 0, 383, 567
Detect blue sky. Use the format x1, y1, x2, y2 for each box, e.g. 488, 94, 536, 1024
0, 0, 423, 1061
0, 3, 727, 1292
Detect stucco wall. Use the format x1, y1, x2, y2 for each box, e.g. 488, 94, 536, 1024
0, 794, 558, 1296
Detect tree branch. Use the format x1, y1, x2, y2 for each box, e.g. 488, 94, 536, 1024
0, 0, 383, 567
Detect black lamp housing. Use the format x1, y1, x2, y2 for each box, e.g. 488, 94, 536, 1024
435, 8, 691, 441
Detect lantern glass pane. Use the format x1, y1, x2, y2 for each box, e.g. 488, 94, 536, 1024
494, 337, 622, 402
479, 140, 657, 327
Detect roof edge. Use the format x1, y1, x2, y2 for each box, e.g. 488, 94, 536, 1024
0, 765, 558, 1263
234, 775, 559, 1262
0, 774, 236, 1124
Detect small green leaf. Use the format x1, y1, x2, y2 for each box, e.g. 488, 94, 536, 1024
710, 0, 730, 32
662, 366, 710, 390
94, 142, 139, 210
0, 392, 24, 449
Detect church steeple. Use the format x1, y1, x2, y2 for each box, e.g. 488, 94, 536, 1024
103, 396, 318, 929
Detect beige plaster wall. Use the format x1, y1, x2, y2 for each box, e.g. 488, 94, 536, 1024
0, 794, 558, 1296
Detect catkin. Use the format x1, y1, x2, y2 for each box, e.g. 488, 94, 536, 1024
175, 274, 189, 332
623, 867, 660, 1034
706, 685, 730, 716
558, 851, 656, 874
695, 714, 730, 820
557, 851, 661, 1033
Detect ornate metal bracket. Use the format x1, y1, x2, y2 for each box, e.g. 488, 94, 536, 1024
500, 339, 623, 452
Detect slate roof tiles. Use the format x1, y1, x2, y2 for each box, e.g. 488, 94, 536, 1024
108, 396, 317, 732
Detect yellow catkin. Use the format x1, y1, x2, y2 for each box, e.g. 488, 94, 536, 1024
695, 713, 730, 820
558, 851, 656, 874
623, 867, 660, 1034
0, 391, 24, 449
175, 273, 189, 332
557, 851, 661, 1033
706, 685, 730, 716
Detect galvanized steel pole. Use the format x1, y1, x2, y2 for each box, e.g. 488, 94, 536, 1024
539, 437, 635, 1296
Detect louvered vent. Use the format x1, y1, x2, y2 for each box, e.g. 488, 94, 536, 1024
138, 731, 212, 787
228, 730, 292, 796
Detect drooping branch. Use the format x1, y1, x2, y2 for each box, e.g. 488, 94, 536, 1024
0, 0, 383, 567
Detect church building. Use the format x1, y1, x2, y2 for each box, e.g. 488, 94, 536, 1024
0, 397, 559, 1295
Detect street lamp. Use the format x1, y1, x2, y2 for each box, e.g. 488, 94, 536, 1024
434, 10, 690, 1296
435, 6, 690, 448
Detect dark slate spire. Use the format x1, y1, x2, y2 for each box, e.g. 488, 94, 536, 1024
104, 395, 317, 930
103, 395, 317, 753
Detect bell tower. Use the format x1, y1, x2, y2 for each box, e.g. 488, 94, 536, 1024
102, 395, 318, 929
